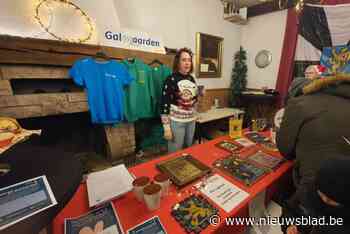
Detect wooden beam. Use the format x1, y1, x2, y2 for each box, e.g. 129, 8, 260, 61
0, 35, 174, 67
0, 65, 70, 80
247, 0, 320, 18
0, 93, 88, 118
0, 93, 88, 107
247, 0, 293, 18
42, 101, 88, 116
0, 106, 43, 119
67, 93, 87, 102
0, 102, 89, 119
0, 94, 67, 107
0, 80, 13, 96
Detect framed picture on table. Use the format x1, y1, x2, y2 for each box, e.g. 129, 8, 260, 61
215, 140, 243, 153
156, 154, 211, 187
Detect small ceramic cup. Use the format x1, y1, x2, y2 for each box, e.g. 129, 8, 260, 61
154, 173, 170, 197
143, 183, 162, 211
132, 176, 150, 202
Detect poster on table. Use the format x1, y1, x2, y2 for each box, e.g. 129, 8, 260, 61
0, 176, 57, 231
65, 202, 124, 234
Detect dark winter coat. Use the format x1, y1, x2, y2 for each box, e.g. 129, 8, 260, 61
277, 83, 350, 195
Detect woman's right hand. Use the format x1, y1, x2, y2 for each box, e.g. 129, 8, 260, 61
163, 125, 173, 141
287, 225, 299, 234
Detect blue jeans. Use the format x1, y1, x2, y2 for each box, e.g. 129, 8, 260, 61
168, 120, 196, 153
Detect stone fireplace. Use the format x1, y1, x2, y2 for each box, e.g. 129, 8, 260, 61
0, 35, 173, 167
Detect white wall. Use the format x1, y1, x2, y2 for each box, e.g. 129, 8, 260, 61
0, 0, 120, 44
0, 0, 287, 90
115, 0, 242, 89
241, 10, 287, 89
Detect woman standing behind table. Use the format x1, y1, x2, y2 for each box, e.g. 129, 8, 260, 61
160, 48, 198, 153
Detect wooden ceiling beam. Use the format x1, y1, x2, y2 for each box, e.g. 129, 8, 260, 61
247, 0, 319, 18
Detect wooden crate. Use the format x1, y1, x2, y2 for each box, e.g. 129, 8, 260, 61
104, 124, 136, 161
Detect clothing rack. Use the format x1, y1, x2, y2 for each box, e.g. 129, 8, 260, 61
0, 35, 175, 161
0, 35, 174, 119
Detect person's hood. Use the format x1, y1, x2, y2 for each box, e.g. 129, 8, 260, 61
302, 74, 350, 99
288, 77, 312, 99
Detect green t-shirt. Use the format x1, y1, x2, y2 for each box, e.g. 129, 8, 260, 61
122, 58, 154, 122
150, 64, 172, 115
136, 119, 167, 150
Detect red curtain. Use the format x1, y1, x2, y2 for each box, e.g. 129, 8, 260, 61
275, 0, 350, 107
275, 9, 299, 107
322, 0, 350, 4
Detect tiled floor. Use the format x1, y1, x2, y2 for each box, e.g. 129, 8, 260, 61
246, 201, 284, 234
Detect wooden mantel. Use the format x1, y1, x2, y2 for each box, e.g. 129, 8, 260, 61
0, 35, 174, 119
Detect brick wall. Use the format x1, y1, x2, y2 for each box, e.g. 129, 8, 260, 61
104, 123, 135, 161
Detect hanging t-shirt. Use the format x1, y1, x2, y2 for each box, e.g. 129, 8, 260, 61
150, 64, 172, 115
70, 58, 133, 124
122, 58, 154, 122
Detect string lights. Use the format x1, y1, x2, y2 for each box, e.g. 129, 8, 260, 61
34, 0, 94, 43
31, 0, 54, 38
278, 0, 306, 13
295, 0, 305, 14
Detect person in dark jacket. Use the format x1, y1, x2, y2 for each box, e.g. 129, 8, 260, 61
281, 158, 350, 234
277, 79, 350, 233
277, 81, 350, 194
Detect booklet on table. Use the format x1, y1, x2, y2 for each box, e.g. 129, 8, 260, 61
65, 202, 124, 234
0, 175, 57, 231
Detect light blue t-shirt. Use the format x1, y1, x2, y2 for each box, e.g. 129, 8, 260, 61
70, 58, 133, 124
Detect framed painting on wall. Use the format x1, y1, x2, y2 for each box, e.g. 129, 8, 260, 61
195, 32, 223, 78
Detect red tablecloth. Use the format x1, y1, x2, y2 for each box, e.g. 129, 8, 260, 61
52, 135, 293, 234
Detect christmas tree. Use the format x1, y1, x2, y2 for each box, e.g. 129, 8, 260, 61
230, 46, 247, 107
